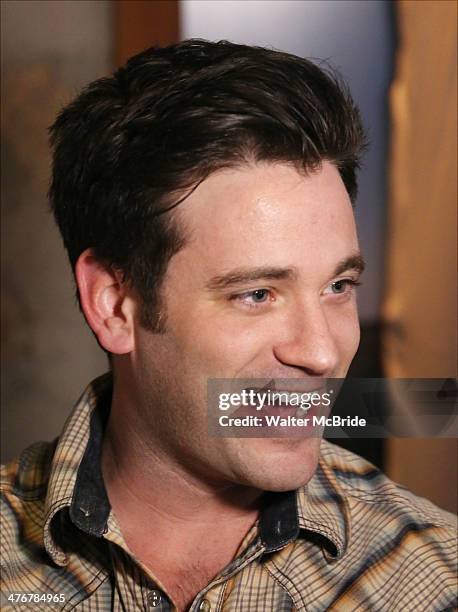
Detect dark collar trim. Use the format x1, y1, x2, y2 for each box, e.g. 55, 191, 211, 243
69, 384, 111, 537
259, 489, 300, 552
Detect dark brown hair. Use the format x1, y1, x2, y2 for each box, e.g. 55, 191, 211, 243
49, 39, 366, 331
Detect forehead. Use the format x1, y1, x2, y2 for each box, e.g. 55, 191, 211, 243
174, 161, 358, 276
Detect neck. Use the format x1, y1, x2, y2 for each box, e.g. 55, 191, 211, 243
101, 380, 262, 538
101, 371, 263, 611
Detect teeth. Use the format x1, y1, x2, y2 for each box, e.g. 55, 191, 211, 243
276, 391, 307, 407
295, 406, 312, 420
268, 391, 316, 410
241, 388, 324, 412
265, 391, 298, 407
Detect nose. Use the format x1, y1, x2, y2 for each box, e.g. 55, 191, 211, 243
272, 300, 339, 377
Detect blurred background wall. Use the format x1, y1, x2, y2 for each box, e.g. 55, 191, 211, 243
1, 0, 111, 461
383, 0, 457, 514
1, 0, 456, 513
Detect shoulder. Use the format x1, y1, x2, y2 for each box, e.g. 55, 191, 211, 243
1, 438, 57, 503
316, 441, 457, 610
1, 440, 57, 586
319, 439, 456, 531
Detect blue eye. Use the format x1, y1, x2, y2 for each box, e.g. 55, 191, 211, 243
331, 280, 346, 294
328, 279, 361, 295
251, 289, 269, 302
230, 288, 273, 309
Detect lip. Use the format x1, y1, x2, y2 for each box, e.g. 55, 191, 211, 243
250, 378, 328, 393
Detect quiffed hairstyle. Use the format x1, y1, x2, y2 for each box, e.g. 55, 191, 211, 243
49, 39, 366, 331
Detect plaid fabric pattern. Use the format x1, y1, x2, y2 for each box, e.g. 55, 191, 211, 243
1, 374, 457, 611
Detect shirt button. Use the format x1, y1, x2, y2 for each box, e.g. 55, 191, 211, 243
147, 590, 162, 607
199, 600, 211, 612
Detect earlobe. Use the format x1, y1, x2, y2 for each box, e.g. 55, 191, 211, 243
75, 249, 135, 354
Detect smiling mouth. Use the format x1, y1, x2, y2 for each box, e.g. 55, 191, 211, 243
241, 387, 327, 409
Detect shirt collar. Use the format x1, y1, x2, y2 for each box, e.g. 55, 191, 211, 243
297, 445, 351, 559
43, 375, 348, 565
43, 373, 112, 565
259, 444, 349, 559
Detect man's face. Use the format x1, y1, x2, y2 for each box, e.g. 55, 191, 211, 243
130, 161, 362, 491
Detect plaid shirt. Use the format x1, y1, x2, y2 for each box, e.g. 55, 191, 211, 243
1, 374, 457, 611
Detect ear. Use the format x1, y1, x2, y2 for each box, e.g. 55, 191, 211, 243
75, 248, 136, 354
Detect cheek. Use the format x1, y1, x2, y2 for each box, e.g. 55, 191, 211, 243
184, 317, 270, 375
167, 301, 272, 378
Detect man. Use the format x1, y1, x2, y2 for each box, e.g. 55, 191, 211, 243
1, 40, 456, 612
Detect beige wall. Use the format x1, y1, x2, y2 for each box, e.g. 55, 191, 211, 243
1, 1, 112, 462
383, 0, 457, 514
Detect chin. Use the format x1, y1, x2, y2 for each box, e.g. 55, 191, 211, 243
232, 436, 322, 492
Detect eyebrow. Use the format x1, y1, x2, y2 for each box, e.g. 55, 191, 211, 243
205, 252, 365, 292
334, 253, 366, 276
205, 267, 298, 291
